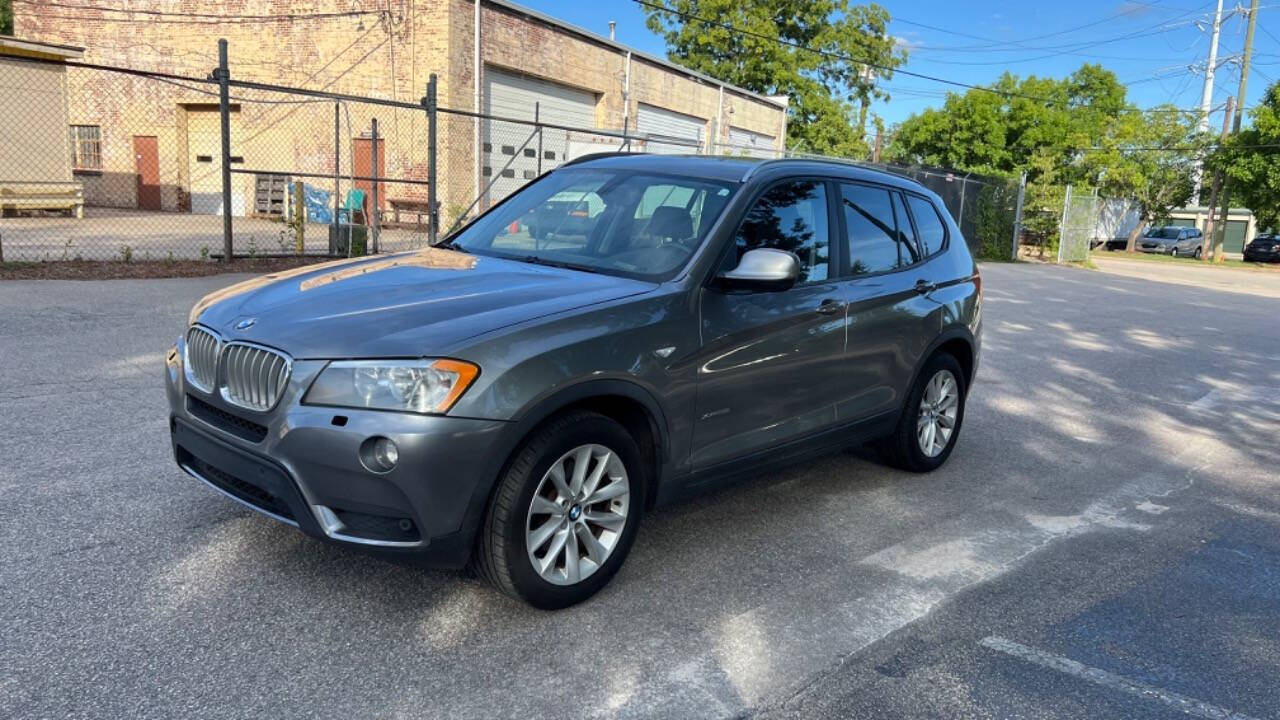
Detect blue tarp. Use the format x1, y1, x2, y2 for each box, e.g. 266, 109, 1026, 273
300, 183, 333, 224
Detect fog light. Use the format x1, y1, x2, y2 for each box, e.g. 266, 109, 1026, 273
359, 436, 399, 473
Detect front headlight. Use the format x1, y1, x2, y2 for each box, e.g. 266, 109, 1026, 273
304, 359, 479, 414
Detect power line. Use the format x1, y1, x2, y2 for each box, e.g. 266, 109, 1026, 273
902, 0, 1212, 52
895, 3, 1211, 58
635, 0, 1204, 115
12, 0, 377, 22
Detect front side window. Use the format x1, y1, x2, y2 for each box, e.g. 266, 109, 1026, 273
840, 183, 913, 275
70, 125, 102, 171
728, 180, 830, 283
450, 168, 735, 281
906, 194, 948, 257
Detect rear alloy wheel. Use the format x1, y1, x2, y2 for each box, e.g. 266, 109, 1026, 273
1195, 247, 1203, 259
1170, 247, 1179, 257
917, 370, 960, 458
474, 411, 644, 609
876, 352, 967, 472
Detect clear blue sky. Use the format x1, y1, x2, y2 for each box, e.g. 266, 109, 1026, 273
518, 0, 1280, 130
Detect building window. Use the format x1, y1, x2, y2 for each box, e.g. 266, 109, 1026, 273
70, 125, 102, 171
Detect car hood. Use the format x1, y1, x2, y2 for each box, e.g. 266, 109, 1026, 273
189, 248, 656, 358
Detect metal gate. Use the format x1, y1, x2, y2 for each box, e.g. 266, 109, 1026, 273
1058, 186, 1099, 263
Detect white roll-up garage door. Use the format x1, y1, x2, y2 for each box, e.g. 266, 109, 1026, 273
483, 68, 597, 203
636, 103, 704, 155
727, 126, 777, 158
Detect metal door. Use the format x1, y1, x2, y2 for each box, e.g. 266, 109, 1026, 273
727, 126, 777, 158
353, 136, 385, 212
133, 136, 161, 211
635, 103, 703, 154
483, 68, 597, 204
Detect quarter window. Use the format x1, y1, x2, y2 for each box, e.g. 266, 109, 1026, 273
840, 183, 914, 275
70, 125, 102, 171
728, 180, 830, 283
906, 194, 948, 257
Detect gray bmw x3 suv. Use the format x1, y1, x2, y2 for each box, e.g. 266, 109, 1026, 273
166, 154, 981, 608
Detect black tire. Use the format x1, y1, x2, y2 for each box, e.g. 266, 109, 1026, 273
876, 352, 967, 473
1194, 247, 1203, 259
472, 410, 645, 609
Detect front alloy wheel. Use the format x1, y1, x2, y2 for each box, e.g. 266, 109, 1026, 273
474, 410, 644, 609
525, 444, 630, 586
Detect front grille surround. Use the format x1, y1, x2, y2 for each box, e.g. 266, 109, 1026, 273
183, 325, 292, 414
219, 342, 291, 412
184, 326, 220, 392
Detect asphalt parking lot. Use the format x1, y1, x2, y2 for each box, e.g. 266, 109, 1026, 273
2, 262, 1278, 719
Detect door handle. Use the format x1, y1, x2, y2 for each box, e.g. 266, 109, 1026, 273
816, 298, 845, 315
914, 279, 937, 295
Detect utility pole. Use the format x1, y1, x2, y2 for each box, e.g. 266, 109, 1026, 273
1201, 95, 1234, 261
1193, 0, 1225, 203
1210, 0, 1259, 264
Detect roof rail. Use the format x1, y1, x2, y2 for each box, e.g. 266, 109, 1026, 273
739, 155, 895, 182
561, 151, 648, 167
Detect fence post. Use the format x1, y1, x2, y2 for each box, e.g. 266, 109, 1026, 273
293, 181, 304, 255
371, 117, 380, 254
425, 74, 439, 245
957, 173, 970, 230
1057, 184, 1073, 264
215, 39, 233, 262
1011, 172, 1026, 261
332, 103, 340, 249
535, 102, 543, 176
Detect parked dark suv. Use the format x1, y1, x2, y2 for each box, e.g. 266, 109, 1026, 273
166, 155, 981, 608
1244, 233, 1279, 262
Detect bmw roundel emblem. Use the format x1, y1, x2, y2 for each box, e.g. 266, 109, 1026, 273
235, 318, 257, 331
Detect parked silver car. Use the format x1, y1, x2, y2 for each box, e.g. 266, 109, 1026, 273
166, 154, 982, 608
1139, 226, 1204, 258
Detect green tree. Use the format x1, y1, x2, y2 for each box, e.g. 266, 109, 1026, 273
886, 65, 1129, 185
1210, 81, 1280, 233
2, 0, 13, 36
643, 0, 904, 157
1092, 106, 1203, 252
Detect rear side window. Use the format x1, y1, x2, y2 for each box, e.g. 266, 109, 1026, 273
906, 195, 948, 257
839, 183, 916, 275
729, 180, 831, 283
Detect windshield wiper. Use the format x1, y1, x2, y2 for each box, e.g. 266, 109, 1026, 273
433, 237, 469, 253
516, 255, 603, 274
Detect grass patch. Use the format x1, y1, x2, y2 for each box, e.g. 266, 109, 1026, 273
0, 256, 338, 281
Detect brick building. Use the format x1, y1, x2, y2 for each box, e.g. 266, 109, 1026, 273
14, 0, 788, 219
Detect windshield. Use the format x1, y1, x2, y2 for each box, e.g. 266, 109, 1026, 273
1145, 227, 1182, 239
447, 168, 738, 280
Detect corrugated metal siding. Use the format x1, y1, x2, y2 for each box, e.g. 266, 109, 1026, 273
483, 68, 597, 203
635, 103, 704, 154
727, 126, 777, 158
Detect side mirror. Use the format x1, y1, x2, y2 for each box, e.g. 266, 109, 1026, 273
716, 248, 801, 291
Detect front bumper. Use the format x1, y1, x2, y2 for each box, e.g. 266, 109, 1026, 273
166, 340, 507, 567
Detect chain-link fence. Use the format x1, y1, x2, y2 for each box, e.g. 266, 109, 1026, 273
2, 46, 1034, 267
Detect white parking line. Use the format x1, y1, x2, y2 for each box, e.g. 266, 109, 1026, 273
979, 636, 1261, 720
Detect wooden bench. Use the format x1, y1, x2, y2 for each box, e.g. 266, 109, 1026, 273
0, 185, 85, 218
386, 197, 432, 227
